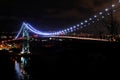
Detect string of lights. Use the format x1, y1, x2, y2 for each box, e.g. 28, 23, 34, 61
53, 2, 118, 36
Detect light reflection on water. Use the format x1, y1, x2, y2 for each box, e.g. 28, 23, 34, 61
14, 56, 30, 80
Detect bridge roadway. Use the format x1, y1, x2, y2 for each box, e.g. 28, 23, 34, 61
0, 36, 109, 50
44, 36, 109, 42
1, 36, 110, 43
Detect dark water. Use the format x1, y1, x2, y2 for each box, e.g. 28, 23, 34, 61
0, 39, 120, 79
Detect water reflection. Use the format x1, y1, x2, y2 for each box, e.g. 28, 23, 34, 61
14, 56, 30, 80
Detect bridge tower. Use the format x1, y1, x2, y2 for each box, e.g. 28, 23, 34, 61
21, 26, 30, 54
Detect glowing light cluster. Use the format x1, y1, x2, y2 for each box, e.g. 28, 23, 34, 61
51, 2, 118, 36
26, 23, 52, 36
15, 1, 120, 39
15, 22, 53, 39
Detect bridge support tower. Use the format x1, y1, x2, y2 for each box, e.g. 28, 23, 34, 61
21, 26, 30, 54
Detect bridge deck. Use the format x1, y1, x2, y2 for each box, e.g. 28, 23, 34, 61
46, 36, 110, 42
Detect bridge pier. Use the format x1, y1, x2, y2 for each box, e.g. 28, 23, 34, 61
21, 25, 30, 54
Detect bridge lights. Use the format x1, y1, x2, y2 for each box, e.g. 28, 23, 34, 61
112, 4, 115, 7
99, 12, 103, 15
101, 15, 104, 18
54, 32, 57, 35
84, 25, 86, 27
107, 13, 110, 15
52, 33, 55, 35
80, 26, 83, 28
88, 23, 90, 25
63, 29, 66, 33
105, 8, 109, 11
94, 15, 97, 18
15, 1, 120, 39
73, 26, 76, 28
76, 24, 79, 27
70, 27, 73, 30
92, 21, 95, 23
67, 28, 70, 31
85, 20, 88, 23
97, 19, 100, 21
70, 29, 73, 32
81, 22, 83, 25
89, 18, 92, 20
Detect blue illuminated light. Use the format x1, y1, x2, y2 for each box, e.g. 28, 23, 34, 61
97, 19, 99, 21
77, 24, 79, 27
70, 27, 73, 30
99, 12, 103, 15
25, 23, 52, 36
84, 25, 86, 27
94, 15, 97, 18
15, 61, 24, 80
64, 29, 67, 32
105, 8, 109, 11
85, 20, 88, 23
107, 13, 110, 15
80, 26, 83, 28
102, 16, 105, 18
67, 28, 70, 31
89, 18, 92, 20
112, 4, 115, 7
73, 26, 76, 28
81, 22, 83, 25
88, 23, 90, 25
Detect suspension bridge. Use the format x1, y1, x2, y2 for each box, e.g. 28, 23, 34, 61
1, 0, 120, 54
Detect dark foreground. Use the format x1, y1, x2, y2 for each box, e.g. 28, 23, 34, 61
0, 39, 120, 79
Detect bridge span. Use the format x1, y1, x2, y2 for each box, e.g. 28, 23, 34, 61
45, 36, 110, 42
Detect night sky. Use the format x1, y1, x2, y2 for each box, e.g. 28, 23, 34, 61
0, 0, 118, 32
